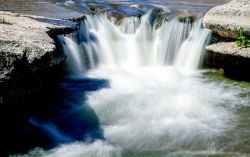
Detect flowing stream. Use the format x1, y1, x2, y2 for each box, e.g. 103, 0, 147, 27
20, 10, 250, 157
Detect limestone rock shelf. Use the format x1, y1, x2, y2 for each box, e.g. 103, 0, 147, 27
206, 42, 250, 58
0, 11, 83, 80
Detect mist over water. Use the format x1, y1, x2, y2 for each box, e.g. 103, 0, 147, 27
21, 10, 250, 157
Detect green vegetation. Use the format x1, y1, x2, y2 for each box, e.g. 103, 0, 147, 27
235, 28, 250, 48
0, 16, 12, 25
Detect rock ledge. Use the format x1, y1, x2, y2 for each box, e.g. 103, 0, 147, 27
206, 42, 250, 58
0, 11, 81, 80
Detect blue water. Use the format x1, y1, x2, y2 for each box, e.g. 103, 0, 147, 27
4, 76, 109, 156
42, 77, 108, 143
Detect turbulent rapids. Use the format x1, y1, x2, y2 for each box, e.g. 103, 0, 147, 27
22, 11, 249, 157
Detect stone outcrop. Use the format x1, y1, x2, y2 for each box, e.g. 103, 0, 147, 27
203, 0, 250, 38
205, 42, 250, 80
203, 0, 250, 81
0, 11, 82, 80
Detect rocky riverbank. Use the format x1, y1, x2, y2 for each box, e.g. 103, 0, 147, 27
203, 0, 250, 81
0, 3, 85, 156
0, 2, 85, 109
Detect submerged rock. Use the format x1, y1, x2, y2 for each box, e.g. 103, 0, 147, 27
203, 0, 250, 38
0, 11, 81, 80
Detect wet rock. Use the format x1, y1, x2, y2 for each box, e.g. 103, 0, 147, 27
177, 12, 196, 23
88, 4, 102, 12
107, 4, 144, 18
203, 0, 250, 38
0, 11, 80, 80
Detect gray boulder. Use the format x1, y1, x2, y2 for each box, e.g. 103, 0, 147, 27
203, 0, 250, 38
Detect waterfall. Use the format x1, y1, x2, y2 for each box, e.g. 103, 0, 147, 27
59, 21, 99, 74
59, 11, 211, 75
22, 10, 248, 157
119, 16, 140, 34
174, 19, 211, 74
60, 37, 85, 74
157, 19, 192, 65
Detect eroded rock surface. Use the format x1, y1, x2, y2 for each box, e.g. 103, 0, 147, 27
0, 11, 80, 79
203, 0, 250, 38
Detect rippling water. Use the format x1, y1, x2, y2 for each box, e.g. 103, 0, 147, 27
60, 0, 230, 16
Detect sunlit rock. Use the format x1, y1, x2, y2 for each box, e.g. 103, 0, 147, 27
203, 0, 250, 38
0, 11, 80, 80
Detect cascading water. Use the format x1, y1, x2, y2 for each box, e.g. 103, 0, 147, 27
88, 11, 195, 68
28, 11, 249, 157
61, 36, 85, 74
157, 18, 192, 65
174, 19, 211, 74
59, 11, 209, 72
